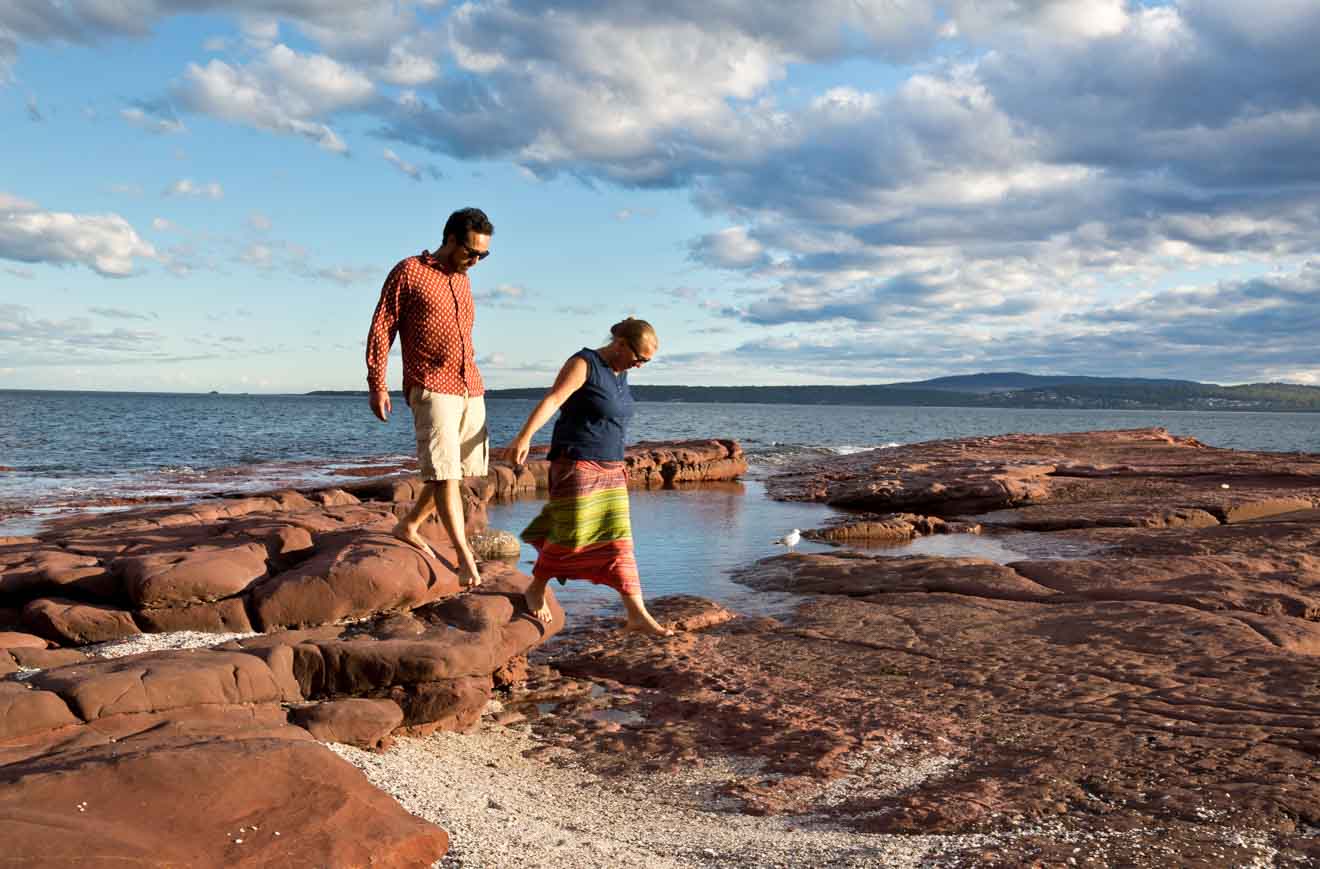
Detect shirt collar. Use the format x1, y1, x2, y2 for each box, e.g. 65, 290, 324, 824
419, 249, 456, 275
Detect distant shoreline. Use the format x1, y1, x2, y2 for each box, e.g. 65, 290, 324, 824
7, 374, 1320, 413
304, 380, 1320, 413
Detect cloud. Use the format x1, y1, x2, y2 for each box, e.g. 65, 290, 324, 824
248, 212, 272, 232
5, 1, 1320, 388
151, 217, 174, 231
121, 100, 186, 134
375, 36, 440, 86
383, 147, 441, 181
237, 236, 372, 285
0, 195, 157, 277
689, 227, 770, 270
712, 262, 1320, 385
176, 43, 374, 154
0, 193, 37, 211
474, 283, 529, 307
311, 264, 377, 286
164, 179, 224, 199
90, 306, 157, 320
0, 304, 167, 365
206, 307, 255, 322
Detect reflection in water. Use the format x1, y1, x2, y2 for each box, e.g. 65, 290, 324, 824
486, 479, 1087, 619
488, 479, 841, 619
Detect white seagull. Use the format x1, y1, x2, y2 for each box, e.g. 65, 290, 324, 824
773, 528, 802, 549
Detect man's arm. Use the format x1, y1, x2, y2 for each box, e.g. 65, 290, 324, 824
366, 263, 404, 421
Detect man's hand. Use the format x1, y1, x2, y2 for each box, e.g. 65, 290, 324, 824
369, 389, 392, 422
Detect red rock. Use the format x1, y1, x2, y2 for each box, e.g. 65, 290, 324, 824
22, 597, 141, 645
482, 439, 747, 500
309, 487, 359, 507
647, 595, 736, 632
0, 720, 448, 868
27, 649, 299, 721
493, 653, 529, 687
135, 597, 255, 633
766, 427, 1320, 519
739, 551, 1058, 602
0, 682, 80, 740
249, 532, 457, 630
291, 698, 404, 749
0, 631, 49, 650
1011, 554, 1320, 618
391, 675, 492, 734
9, 647, 89, 669
0, 547, 117, 599
114, 542, 270, 607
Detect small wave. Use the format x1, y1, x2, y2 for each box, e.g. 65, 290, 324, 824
746, 441, 901, 467
158, 465, 203, 476
830, 442, 902, 456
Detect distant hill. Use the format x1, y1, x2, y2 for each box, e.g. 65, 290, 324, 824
309, 373, 1320, 412
885, 372, 1204, 394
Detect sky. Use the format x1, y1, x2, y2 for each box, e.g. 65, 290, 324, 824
1, 0, 1318, 393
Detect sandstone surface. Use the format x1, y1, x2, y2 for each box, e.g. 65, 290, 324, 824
0, 449, 614, 867
515, 430, 1320, 866
480, 438, 748, 501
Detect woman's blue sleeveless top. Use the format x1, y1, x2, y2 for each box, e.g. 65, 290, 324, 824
548, 348, 634, 462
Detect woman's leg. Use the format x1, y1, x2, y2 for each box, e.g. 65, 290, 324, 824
524, 576, 554, 623
619, 591, 673, 637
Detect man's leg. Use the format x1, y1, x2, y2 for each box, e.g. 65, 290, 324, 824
392, 481, 438, 558
436, 477, 482, 587
392, 385, 446, 559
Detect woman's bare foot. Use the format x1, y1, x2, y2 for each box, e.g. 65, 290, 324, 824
391, 523, 436, 558
524, 579, 553, 624
622, 616, 674, 637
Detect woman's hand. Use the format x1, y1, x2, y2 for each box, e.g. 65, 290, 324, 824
502, 437, 532, 467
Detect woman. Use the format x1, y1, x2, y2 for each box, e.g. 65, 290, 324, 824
501, 318, 672, 637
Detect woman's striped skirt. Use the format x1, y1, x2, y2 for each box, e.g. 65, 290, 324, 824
520, 459, 641, 595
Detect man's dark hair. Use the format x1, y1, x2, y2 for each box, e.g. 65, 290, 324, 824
443, 207, 494, 245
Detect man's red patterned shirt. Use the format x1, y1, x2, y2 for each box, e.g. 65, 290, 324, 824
365, 251, 484, 397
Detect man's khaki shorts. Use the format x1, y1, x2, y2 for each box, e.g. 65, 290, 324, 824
408, 387, 489, 481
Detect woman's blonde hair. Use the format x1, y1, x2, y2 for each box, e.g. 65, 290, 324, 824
609, 317, 657, 349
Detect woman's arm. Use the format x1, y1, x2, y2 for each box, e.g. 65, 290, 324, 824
500, 356, 589, 466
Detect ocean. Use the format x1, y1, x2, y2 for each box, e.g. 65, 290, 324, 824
2, 390, 1317, 615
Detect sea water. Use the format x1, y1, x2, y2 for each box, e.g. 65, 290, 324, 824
1, 390, 1316, 610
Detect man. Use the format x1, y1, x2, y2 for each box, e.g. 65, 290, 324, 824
365, 207, 493, 588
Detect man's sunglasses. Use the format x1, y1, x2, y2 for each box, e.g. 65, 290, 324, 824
463, 244, 491, 261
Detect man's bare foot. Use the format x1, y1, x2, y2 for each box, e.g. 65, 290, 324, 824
622, 617, 674, 638
457, 557, 483, 589
524, 583, 554, 624
392, 523, 435, 558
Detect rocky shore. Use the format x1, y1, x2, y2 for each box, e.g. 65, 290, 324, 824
511, 428, 1320, 865
0, 439, 745, 866
4, 429, 1319, 866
